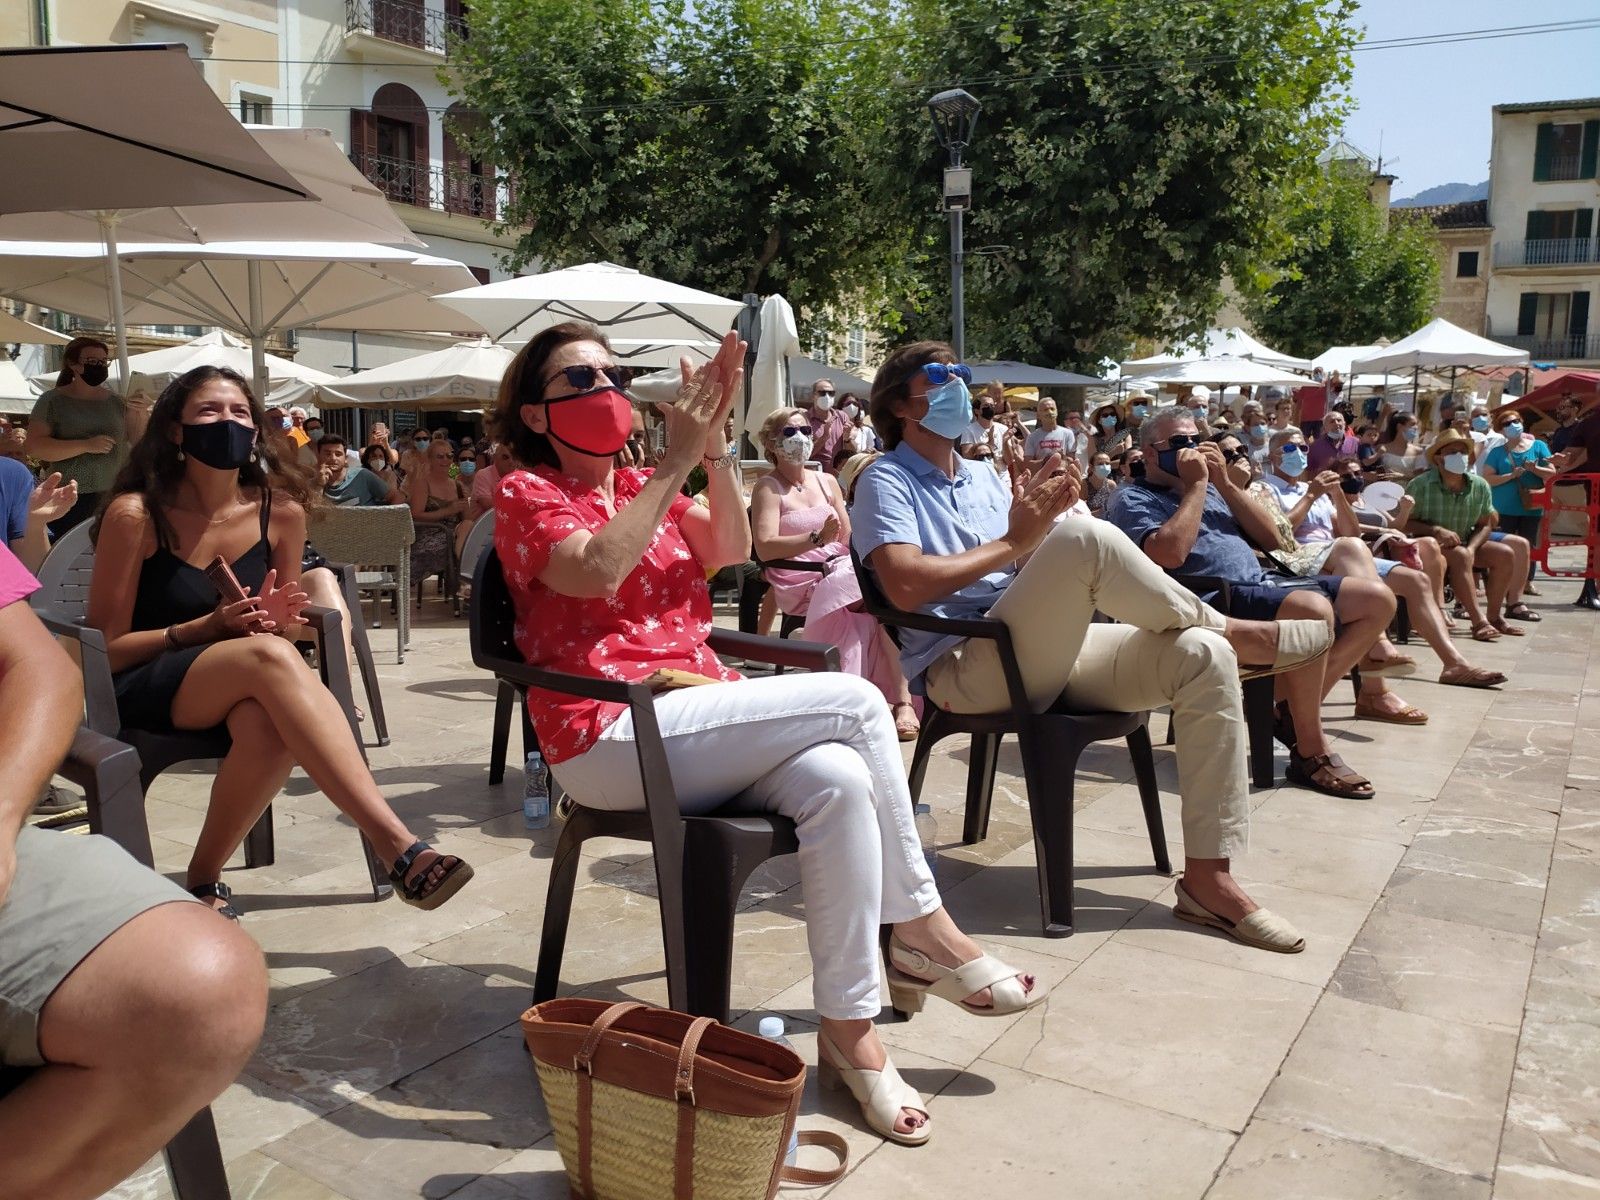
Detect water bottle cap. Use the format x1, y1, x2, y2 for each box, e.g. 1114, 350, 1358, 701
757, 1016, 785, 1039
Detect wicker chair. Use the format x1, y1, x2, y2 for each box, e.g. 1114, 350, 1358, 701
308, 504, 415, 663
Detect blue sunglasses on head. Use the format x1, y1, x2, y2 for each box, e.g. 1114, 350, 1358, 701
903, 362, 973, 387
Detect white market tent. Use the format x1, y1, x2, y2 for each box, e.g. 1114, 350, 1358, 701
1140, 355, 1309, 388
1123, 326, 1311, 374
1349, 318, 1529, 375
310, 337, 515, 412
0, 354, 40, 416
436, 261, 745, 350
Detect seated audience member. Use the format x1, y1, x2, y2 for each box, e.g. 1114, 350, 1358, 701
959, 383, 1012, 470
471, 441, 517, 520
319, 434, 402, 506
1024, 396, 1075, 463
1084, 450, 1119, 517
368, 421, 400, 467
0, 543, 268, 1200
0, 415, 28, 461
1237, 433, 1503, 690
410, 435, 472, 569
1238, 402, 1271, 468
1, 459, 76, 573
854, 341, 1332, 952
1353, 420, 1384, 476
494, 323, 1040, 1147
1265, 390, 1295, 435
87, 366, 474, 916
1107, 407, 1395, 797
1403, 431, 1537, 640
1481, 408, 1556, 592
841, 394, 879, 455
361, 441, 401, 491
751, 407, 919, 739
1379, 411, 1428, 480
837, 448, 881, 503
1305, 409, 1359, 474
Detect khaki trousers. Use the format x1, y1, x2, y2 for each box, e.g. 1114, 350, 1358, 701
924, 517, 1249, 859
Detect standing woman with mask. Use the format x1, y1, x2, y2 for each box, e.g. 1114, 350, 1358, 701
751, 407, 919, 738
28, 336, 153, 536
1379, 412, 1427, 481
1084, 451, 1120, 518
86, 366, 473, 917
1090, 401, 1130, 459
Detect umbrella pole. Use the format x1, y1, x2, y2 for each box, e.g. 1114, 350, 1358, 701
100, 215, 131, 387
247, 260, 269, 403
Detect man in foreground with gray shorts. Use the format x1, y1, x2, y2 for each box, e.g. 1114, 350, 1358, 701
0, 542, 267, 1199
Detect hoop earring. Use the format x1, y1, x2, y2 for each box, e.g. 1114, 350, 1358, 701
250, 448, 259, 463
176, 449, 185, 462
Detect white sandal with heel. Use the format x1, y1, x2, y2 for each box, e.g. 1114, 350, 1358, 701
816, 1031, 931, 1147
885, 935, 1042, 1018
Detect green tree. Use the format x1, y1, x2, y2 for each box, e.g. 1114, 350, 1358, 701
1241, 165, 1441, 359
873, 0, 1358, 368
446, 0, 914, 337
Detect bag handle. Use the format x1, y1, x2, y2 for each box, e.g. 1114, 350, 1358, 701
574, 1000, 647, 1072
779, 1130, 850, 1187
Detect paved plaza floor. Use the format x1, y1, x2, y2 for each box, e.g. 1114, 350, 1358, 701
99, 582, 1600, 1200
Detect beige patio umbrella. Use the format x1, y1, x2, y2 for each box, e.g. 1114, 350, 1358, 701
0, 307, 68, 346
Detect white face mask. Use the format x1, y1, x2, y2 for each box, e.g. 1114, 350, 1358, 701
1443, 452, 1471, 474
813, 393, 836, 411
841, 402, 858, 418
778, 432, 813, 463
366, 458, 384, 472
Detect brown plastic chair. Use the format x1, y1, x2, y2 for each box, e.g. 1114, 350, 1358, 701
850, 547, 1168, 938
30, 528, 391, 901
469, 547, 839, 1022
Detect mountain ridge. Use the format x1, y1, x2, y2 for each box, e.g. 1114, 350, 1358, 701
1392, 180, 1489, 208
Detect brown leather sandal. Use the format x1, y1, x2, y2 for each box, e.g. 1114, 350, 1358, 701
1439, 664, 1506, 689
1489, 619, 1526, 637
1471, 623, 1501, 642
1287, 751, 1375, 799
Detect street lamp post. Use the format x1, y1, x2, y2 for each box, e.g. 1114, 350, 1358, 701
926, 88, 981, 361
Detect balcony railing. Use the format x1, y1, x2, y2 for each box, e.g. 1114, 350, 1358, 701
1496, 333, 1600, 361
1545, 154, 1583, 182
353, 150, 500, 220
1494, 238, 1597, 268
345, 0, 465, 56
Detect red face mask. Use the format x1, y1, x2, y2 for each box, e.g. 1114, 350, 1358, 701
537, 387, 633, 458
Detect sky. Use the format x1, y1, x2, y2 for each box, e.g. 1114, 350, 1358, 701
1344, 1, 1600, 199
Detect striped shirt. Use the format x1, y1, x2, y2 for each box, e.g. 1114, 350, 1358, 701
1404, 468, 1494, 538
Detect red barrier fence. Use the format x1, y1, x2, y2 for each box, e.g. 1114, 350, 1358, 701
1527, 473, 1600, 580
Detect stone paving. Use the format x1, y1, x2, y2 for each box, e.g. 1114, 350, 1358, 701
98, 579, 1600, 1200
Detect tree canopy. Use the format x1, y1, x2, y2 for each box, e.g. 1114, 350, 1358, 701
447, 0, 1358, 364
1240, 165, 1442, 359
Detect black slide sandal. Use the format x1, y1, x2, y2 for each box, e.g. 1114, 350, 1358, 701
388, 841, 475, 911
188, 881, 242, 922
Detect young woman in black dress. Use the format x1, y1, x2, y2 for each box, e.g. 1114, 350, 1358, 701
87, 366, 472, 918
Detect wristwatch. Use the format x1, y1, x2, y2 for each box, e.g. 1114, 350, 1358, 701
809, 530, 822, 546
701, 446, 737, 471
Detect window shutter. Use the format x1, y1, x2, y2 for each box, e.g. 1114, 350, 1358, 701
1517, 293, 1539, 336
1533, 122, 1555, 182
1525, 211, 1549, 241
1572, 291, 1591, 342
1576, 208, 1595, 240
414, 116, 431, 208
1582, 119, 1600, 179
349, 109, 376, 170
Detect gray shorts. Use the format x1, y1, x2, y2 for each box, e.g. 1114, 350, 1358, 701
1, 826, 193, 1067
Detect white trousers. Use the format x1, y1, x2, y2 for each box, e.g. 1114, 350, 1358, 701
552, 673, 939, 1020
925, 517, 1250, 860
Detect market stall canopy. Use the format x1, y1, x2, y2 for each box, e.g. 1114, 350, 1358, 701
1312, 343, 1386, 376
1140, 356, 1309, 388
0, 354, 40, 416
1498, 369, 1600, 417
0, 307, 68, 345
0, 44, 306, 218
312, 338, 516, 411
1350, 318, 1529, 374
965, 360, 1102, 387
1124, 327, 1311, 374
436, 262, 744, 346
787, 356, 872, 398
72, 330, 334, 401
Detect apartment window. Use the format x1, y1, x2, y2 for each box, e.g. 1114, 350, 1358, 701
238, 94, 272, 125
1534, 119, 1599, 182
1517, 291, 1591, 355
846, 324, 866, 365
1456, 250, 1479, 279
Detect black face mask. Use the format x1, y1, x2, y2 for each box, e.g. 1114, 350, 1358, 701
78, 363, 109, 387
182, 420, 257, 471
980, 405, 996, 420
1128, 459, 1146, 479
1340, 476, 1364, 495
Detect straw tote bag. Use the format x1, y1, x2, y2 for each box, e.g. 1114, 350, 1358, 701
524, 999, 848, 1200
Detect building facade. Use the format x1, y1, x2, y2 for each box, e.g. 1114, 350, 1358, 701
1411, 199, 1491, 333
1485, 98, 1599, 364
1, 0, 524, 375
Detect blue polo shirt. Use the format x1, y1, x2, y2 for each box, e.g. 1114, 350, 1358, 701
850, 440, 1013, 684
1106, 479, 1269, 585
0, 456, 32, 545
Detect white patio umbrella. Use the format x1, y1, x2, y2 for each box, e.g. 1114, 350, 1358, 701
83, 330, 335, 402
0, 308, 68, 346
1351, 318, 1528, 411
1141, 355, 1309, 388
0, 354, 41, 416
0, 240, 481, 402
312, 337, 515, 411
436, 261, 744, 346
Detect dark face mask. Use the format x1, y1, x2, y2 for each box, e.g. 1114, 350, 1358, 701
182, 419, 257, 471
1155, 447, 1181, 477
1340, 475, 1364, 495
980, 405, 996, 420
78, 362, 109, 387
1128, 459, 1146, 479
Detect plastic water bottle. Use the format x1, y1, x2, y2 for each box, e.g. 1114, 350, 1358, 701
523, 750, 551, 829
758, 1017, 800, 1167
914, 802, 938, 881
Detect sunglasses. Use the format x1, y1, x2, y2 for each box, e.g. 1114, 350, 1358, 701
1222, 447, 1249, 465
780, 424, 813, 438
814, 389, 836, 398
903, 362, 973, 388
1163, 433, 1201, 451
543, 364, 636, 393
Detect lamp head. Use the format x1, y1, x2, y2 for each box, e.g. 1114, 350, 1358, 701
927, 88, 981, 153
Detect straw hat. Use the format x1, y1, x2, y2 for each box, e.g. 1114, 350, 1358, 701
837, 450, 882, 497
1426, 431, 1473, 465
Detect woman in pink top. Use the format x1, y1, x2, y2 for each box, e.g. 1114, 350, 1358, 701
492, 323, 1038, 1148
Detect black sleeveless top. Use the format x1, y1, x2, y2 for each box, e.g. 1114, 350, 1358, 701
128, 492, 274, 632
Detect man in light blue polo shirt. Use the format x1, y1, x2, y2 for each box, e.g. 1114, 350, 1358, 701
852, 341, 1333, 955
